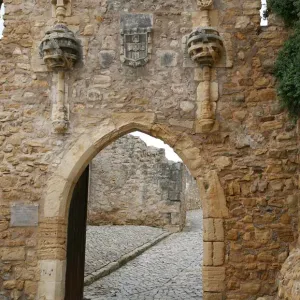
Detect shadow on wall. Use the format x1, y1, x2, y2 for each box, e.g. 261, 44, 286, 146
87, 133, 201, 232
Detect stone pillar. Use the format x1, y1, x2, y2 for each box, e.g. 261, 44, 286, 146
197, 66, 215, 133
198, 170, 228, 299
52, 71, 69, 133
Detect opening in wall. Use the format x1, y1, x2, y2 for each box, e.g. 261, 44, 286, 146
65, 132, 203, 300
260, 0, 269, 26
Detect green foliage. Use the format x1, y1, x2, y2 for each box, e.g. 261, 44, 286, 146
269, 0, 300, 26
274, 31, 300, 117
269, 0, 300, 117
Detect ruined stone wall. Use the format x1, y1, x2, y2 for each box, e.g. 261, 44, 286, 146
183, 166, 202, 210
88, 134, 186, 231
0, 0, 299, 299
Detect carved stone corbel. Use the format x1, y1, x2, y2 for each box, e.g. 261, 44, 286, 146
188, 0, 224, 133
39, 24, 80, 133
51, 0, 71, 22
197, 0, 213, 8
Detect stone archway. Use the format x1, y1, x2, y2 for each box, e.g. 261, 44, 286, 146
38, 115, 228, 300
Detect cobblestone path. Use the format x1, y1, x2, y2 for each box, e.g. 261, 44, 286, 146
85, 225, 166, 277
84, 210, 203, 300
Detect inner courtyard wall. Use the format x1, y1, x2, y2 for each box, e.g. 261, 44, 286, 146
88, 134, 187, 231
183, 165, 202, 210
0, 0, 299, 299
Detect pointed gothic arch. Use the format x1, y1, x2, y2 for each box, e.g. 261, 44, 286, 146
38, 116, 228, 300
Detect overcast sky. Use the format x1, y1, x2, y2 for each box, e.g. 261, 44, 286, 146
0, 5, 4, 39
131, 132, 181, 162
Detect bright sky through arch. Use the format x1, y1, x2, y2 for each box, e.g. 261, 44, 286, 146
130, 131, 182, 162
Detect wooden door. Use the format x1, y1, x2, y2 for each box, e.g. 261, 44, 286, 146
65, 166, 89, 300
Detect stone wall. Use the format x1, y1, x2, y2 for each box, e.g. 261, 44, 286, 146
88, 134, 186, 231
183, 166, 202, 210
0, 0, 299, 299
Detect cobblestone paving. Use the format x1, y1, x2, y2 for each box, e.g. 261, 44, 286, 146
85, 225, 166, 277
84, 210, 203, 300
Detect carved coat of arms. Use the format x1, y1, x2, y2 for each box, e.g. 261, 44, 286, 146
120, 27, 152, 67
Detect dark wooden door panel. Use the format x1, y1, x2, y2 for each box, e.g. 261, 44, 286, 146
65, 165, 89, 300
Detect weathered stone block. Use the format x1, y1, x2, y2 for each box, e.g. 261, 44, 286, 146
240, 282, 261, 294
255, 228, 272, 244
156, 50, 179, 67
39, 260, 66, 282
93, 75, 112, 88
99, 50, 116, 69
214, 156, 232, 171
24, 281, 38, 296
3, 280, 18, 290
213, 242, 225, 266
1, 247, 25, 261
203, 266, 225, 292
203, 292, 223, 300
102, 36, 117, 50
83, 24, 94, 36
120, 13, 153, 30
204, 242, 213, 266
203, 218, 214, 241
227, 229, 238, 240
200, 171, 229, 219
37, 280, 65, 300
235, 16, 251, 29
214, 219, 225, 241
203, 218, 224, 242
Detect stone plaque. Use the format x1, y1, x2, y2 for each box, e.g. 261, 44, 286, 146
120, 14, 153, 67
10, 203, 39, 227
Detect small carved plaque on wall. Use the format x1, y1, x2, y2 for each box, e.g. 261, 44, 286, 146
10, 203, 39, 227
120, 13, 153, 67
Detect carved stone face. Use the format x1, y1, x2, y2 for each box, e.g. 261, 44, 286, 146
197, 0, 213, 8
187, 27, 224, 67
39, 24, 80, 71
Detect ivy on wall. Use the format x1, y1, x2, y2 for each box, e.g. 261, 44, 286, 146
269, 0, 300, 117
